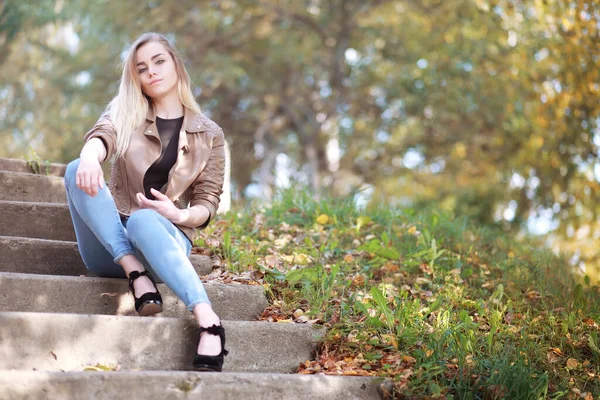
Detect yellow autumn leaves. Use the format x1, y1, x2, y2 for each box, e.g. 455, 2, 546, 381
315, 213, 374, 232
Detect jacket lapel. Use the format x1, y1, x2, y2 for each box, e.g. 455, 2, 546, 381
164, 107, 208, 201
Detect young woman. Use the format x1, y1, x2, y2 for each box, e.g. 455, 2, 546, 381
63, 32, 228, 372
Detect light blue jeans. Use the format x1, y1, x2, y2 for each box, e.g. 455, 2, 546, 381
64, 158, 210, 310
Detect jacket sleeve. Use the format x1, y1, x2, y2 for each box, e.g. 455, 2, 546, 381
83, 111, 117, 162
190, 128, 226, 229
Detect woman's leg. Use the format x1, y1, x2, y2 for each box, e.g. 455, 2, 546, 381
126, 208, 222, 354
64, 159, 157, 297
125, 208, 210, 308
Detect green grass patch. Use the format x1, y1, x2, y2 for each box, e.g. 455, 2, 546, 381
198, 185, 600, 399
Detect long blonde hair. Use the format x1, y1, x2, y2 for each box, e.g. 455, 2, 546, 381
108, 32, 201, 158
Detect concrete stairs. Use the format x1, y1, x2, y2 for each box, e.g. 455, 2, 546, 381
0, 158, 389, 399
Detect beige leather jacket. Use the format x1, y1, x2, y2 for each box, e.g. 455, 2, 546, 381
83, 105, 225, 242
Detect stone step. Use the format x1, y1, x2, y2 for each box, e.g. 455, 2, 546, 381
0, 311, 323, 373
0, 236, 213, 277
0, 272, 266, 321
0, 370, 390, 400
0, 157, 66, 176
0, 201, 75, 241
0, 170, 67, 203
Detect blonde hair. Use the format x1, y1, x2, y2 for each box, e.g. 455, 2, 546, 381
108, 32, 201, 158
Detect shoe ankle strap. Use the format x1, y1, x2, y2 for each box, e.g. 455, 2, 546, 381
128, 270, 157, 292
199, 324, 224, 336
199, 324, 229, 356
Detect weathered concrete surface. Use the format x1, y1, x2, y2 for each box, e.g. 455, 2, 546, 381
0, 236, 213, 277
0, 158, 66, 176
0, 312, 324, 373
0, 170, 67, 203
0, 272, 267, 320
0, 370, 391, 400
0, 201, 75, 241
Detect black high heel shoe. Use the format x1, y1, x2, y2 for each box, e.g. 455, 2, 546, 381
193, 324, 229, 372
128, 270, 163, 316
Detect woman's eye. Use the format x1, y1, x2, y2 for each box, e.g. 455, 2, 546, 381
138, 68, 147, 74
156, 59, 164, 65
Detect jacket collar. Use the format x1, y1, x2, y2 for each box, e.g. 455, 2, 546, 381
145, 103, 207, 134
144, 104, 206, 154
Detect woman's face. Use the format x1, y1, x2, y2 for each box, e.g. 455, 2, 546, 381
135, 41, 178, 100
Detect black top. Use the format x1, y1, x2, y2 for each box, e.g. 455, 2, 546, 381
143, 116, 184, 200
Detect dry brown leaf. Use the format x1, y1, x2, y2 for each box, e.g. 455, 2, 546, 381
352, 275, 366, 286
265, 255, 278, 267
547, 352, 559, 364
205, 237, 221, 248
401, 355, 416, 364
566, 358, 579, 369
550, 347, 562, 356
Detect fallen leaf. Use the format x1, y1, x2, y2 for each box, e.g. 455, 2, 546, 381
265, 255, 278, 267
547, 351, 559, 364
381, 334, 398, 349
356, 216, 372, 231
381, 263, 399, 274
550, 347, 562, 356
402, 355, 416, 364
525, 290, 541, 300
419, 263, 433, 275
566, 358, 579, 369
294, 253, 309, 265
205, 237, 220, 248
352, 275, 366, 286
316, 214, 330, 225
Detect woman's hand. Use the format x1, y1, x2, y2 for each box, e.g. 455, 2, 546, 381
76, 157, 104, 197
137, 188, 183, 223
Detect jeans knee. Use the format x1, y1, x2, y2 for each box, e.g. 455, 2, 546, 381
127, 209, 160, 242
64, 159, 81, 188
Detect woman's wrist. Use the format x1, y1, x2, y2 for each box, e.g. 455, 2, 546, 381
170, 205, 210, 228
80, 138, 106, 163
170, 208, 188, 225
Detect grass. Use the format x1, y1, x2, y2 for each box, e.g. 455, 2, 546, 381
196, 184, 600, 399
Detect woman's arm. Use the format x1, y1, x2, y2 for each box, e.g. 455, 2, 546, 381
80, 137, 107, 163
188, 128, 226, 229
76, 111, 116, 197
83, 111, 117, 163
171, 204, 211, 228
76, 138, 106, 197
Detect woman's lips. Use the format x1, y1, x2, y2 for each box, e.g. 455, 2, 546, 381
149, 79, 163, 86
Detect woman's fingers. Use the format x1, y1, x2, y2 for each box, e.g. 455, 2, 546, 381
76, 160, 104, 197
85, 173, 94, 196
137, 192, 150, 207
150, 188, 168, 200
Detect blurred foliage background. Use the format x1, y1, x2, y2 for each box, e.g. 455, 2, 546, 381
1, 0, 599, 277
